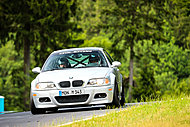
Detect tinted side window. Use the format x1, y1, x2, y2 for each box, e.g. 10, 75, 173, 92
104, 50, 114, 64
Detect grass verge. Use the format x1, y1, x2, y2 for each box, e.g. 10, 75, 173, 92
61, 95, 190, 127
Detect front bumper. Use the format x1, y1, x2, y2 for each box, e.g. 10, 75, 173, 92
32, 85, 114, 108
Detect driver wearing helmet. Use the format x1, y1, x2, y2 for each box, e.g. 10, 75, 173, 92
58, 58, 68, 68
86, 54, 99, 67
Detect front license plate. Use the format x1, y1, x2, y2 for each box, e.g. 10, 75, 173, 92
59, 89, 84, 96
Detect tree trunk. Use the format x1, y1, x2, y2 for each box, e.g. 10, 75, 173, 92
23, 38, 30, 110
24, 40, 30, 77
128, 0, 137, 102
128, 44, 134, 102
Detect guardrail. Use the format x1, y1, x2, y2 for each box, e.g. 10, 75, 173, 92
0, 111, 17, 114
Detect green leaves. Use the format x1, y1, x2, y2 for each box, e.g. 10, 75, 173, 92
171, 0, 190, 49
0, 0, 79, 111
0, 0, 190, 110
77, 0, 190, 101
0, 41, 26, 111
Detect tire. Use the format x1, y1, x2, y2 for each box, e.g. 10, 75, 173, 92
120, 83, 125, 106
120, 93, 125, 106
106, 80, 120, 108
30, 99, 46, 115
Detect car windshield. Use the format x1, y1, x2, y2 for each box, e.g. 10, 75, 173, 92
42, 50, 108, 72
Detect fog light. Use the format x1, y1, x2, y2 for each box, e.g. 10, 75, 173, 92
94, 93, 107, 99
39, 97, 51, 103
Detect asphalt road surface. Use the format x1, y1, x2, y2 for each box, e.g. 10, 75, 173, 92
0, 105, 123, 127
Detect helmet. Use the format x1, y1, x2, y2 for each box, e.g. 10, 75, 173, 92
58, 58, 68, 68
89, 54, 99, 63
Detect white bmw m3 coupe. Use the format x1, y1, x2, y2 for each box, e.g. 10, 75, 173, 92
30, 47, 125, 114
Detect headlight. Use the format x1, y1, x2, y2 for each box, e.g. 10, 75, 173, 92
35, 82, 56, 90
87, 78, 110, 86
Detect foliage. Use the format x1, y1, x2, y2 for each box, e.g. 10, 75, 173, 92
0, 0, 79, 66
0, 41, 26, 111
153, 42, 190, 96
132, 38, 190, 100
164, 78, 190, 97
133, 40, 158, 101
0, 0, 80, 110
0, 0, 190, 111
171, 0, 190, 49
77, 0, 177, 101
80, 35, 112, 52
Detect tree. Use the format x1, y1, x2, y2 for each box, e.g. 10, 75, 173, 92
0, 0, 77, 110
171, 0, 190, 49
0, 41, 25, 111
78, 0, 170, 101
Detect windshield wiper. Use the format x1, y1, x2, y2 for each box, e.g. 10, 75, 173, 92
75, 66, 101, 68
75, 66, 87, 68
43, 68, 63, 72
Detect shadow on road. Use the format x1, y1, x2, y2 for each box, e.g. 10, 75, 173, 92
46, 105, 107, 114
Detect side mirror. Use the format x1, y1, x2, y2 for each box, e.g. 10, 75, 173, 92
32, 67, 41, 73
111, 61, 121, 67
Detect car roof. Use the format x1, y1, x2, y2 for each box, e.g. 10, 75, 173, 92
52, 47, 104, 54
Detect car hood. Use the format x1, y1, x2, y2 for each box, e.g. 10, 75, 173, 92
37, 67, 111, 83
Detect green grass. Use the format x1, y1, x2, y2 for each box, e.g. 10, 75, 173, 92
61, 95, 190, 127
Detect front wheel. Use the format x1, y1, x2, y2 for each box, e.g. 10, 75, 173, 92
106, 81, 120, 108
120, 82, 125, 106
120, 93, 125, 106
30, 99, 46, 115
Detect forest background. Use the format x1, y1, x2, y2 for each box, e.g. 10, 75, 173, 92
0, 0, 189, 111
